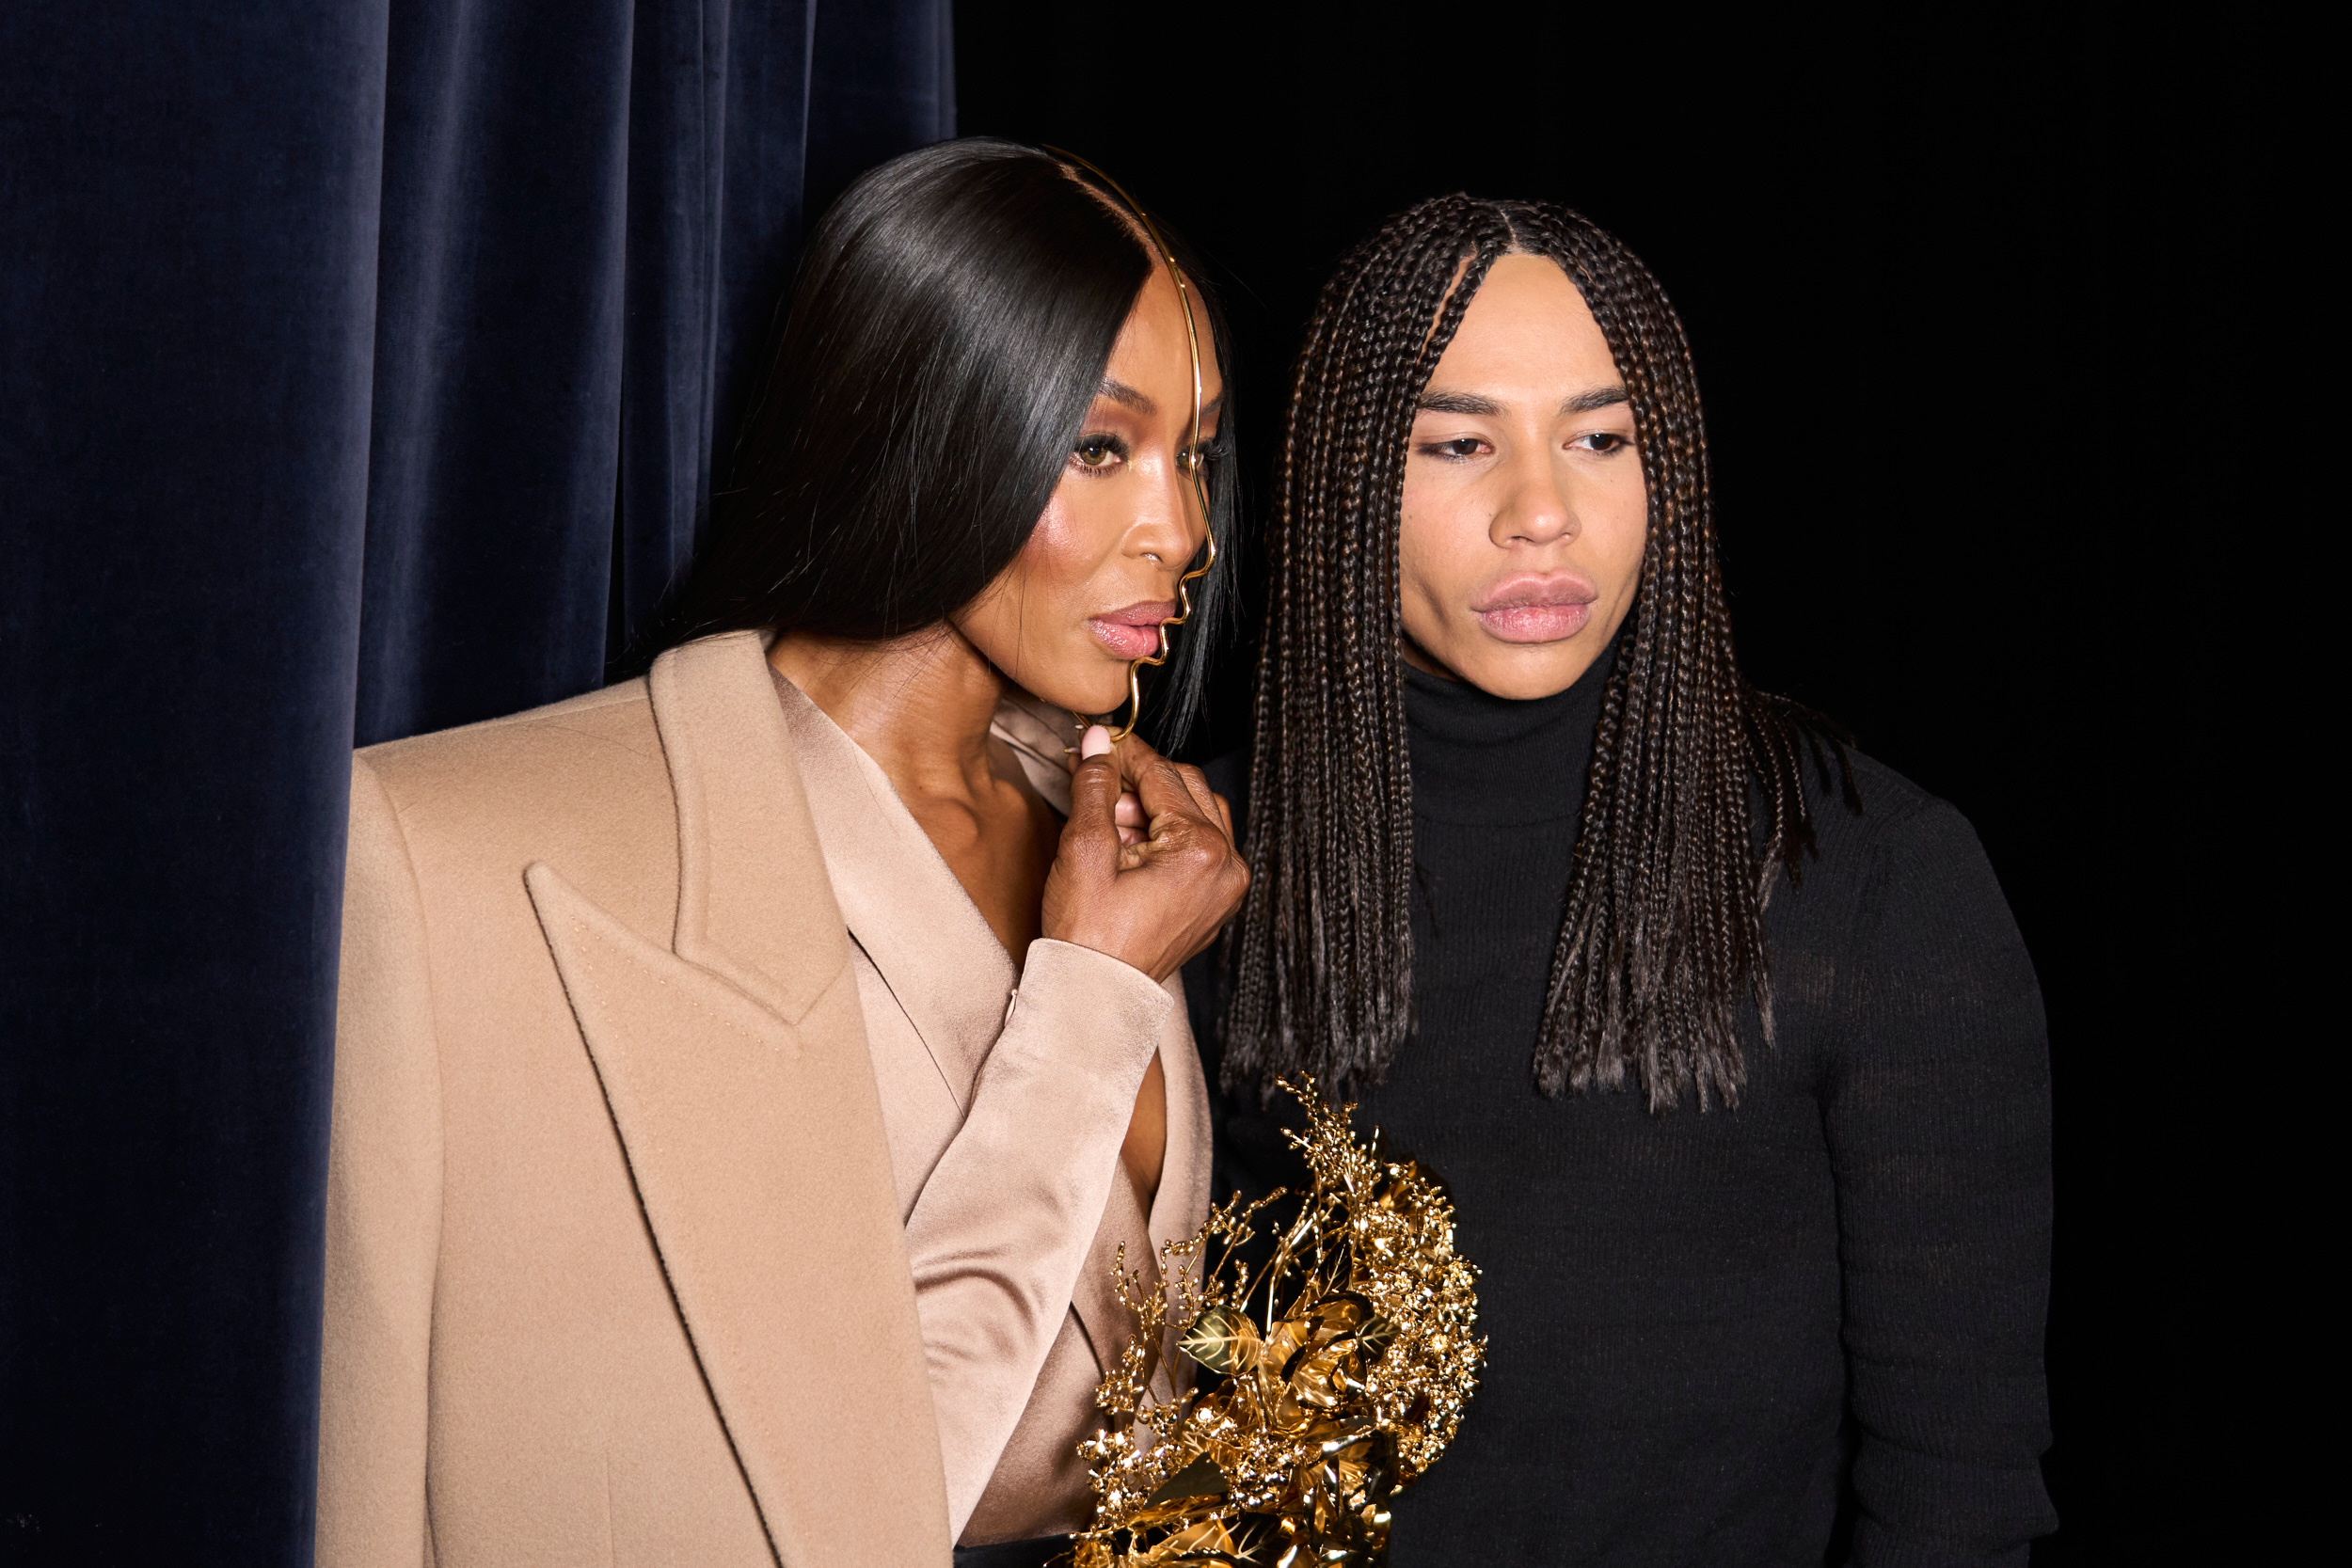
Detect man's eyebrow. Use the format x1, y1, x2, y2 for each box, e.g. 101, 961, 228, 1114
1099, 378, 1157, 416
1417, 389, 1502, 416
1416, 387, 1629, 417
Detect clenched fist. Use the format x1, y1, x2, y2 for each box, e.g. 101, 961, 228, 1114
1041, 726, 1248, 983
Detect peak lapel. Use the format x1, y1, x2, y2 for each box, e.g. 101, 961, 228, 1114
529, 865, 947, 1564
524, 631, 953, 1564
648, 632, 844, 1023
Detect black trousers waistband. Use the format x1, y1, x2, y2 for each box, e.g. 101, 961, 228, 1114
953, 1536, 1072, 1568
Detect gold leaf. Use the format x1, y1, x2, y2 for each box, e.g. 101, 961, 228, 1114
1144, 1452, 1230, 1512
1178, 1303, 1261, 1376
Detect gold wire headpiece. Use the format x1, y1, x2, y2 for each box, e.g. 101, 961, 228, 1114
1044, 147, 1217, 743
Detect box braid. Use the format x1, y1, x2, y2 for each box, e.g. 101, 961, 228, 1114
1220, 196, 1844, 1113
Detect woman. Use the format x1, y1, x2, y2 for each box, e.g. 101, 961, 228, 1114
318, 140, 1248, 1567
1194, 200, 2055, 1563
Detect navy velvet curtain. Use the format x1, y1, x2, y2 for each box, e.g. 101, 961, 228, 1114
0, 4, 949, 1560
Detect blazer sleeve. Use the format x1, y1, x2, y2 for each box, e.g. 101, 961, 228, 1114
316, 755, 444, 1568
1823, 798, 2058, 1565
898, 937, 1172, 1538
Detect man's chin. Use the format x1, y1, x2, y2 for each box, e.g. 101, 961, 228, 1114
1449, 642, 1606, 703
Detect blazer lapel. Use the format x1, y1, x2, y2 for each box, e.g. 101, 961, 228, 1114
651, 634, 847, 1023
529, 632, 951, 1566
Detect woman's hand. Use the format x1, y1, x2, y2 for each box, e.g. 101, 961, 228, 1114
1041, 726, 1248, 984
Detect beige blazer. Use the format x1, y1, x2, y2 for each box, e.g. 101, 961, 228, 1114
318, 631, 1210, 1567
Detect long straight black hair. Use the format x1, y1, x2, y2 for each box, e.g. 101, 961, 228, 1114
1221, 197, 1849, 1114
642, 137, 1238, 745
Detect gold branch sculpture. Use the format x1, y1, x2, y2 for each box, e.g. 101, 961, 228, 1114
1065, 1079, 1485, 1567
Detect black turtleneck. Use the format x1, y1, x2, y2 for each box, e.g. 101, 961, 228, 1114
1393, 649, 1613, 1103
1188, 650, 2054, 1567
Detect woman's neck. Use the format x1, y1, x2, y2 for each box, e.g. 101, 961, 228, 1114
768, 625, 1007, 801
767, 623, 1059, 967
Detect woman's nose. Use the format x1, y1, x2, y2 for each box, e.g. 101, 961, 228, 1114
1134, 453, 1203, 565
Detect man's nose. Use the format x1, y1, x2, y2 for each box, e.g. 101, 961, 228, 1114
1490, 444, 1577, 546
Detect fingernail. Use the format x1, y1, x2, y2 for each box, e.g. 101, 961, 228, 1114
1081, 724, 1113, 760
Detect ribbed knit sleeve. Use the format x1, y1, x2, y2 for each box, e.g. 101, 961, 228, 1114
1822, 796, 2058, 1565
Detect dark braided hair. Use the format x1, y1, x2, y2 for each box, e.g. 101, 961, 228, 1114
1221, 196, 1845, 1114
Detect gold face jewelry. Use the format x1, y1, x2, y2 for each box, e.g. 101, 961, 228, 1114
1045, 149, 1217, 744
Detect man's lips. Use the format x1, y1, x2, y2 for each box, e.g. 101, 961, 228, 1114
1088, 600, 1178, 659
1471, 575, 1598, 643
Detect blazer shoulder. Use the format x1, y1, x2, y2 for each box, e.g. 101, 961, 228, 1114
351, 681, 677, 932
359, 681, 661, 815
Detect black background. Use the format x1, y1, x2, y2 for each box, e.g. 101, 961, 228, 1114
961, 7, 2198, 1560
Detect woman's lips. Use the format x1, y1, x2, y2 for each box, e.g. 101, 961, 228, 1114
1471, 575, 1598, 643
1088, 600, 1177, 659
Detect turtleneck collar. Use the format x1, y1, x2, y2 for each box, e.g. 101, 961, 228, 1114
1402, 631, 1619, 827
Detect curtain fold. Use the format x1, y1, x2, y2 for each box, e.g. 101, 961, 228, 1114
1, 3, 949, 1560
360, 0, 950, 746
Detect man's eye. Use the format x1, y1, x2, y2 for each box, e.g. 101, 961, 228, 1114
1073, 434, 1127, 469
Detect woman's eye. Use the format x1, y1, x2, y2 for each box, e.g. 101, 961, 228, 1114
1072, 434, 1128, 469
1573, 432, 1632, 454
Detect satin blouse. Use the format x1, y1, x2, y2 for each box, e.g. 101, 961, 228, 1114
771, 671, 1210, 1544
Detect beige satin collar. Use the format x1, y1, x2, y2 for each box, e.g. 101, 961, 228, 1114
988, 692, 1084, 816
769, 668, 1199, 1411
771, 669, 1085, 1109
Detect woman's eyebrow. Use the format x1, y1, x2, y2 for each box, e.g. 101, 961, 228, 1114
1096, 381, 1226, 427
1099, 377, 1157, 415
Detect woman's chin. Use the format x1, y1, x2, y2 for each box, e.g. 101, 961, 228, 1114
1018, 667, 1132, 722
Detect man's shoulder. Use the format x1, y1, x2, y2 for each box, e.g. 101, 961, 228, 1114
1800, 742, 1989, 877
